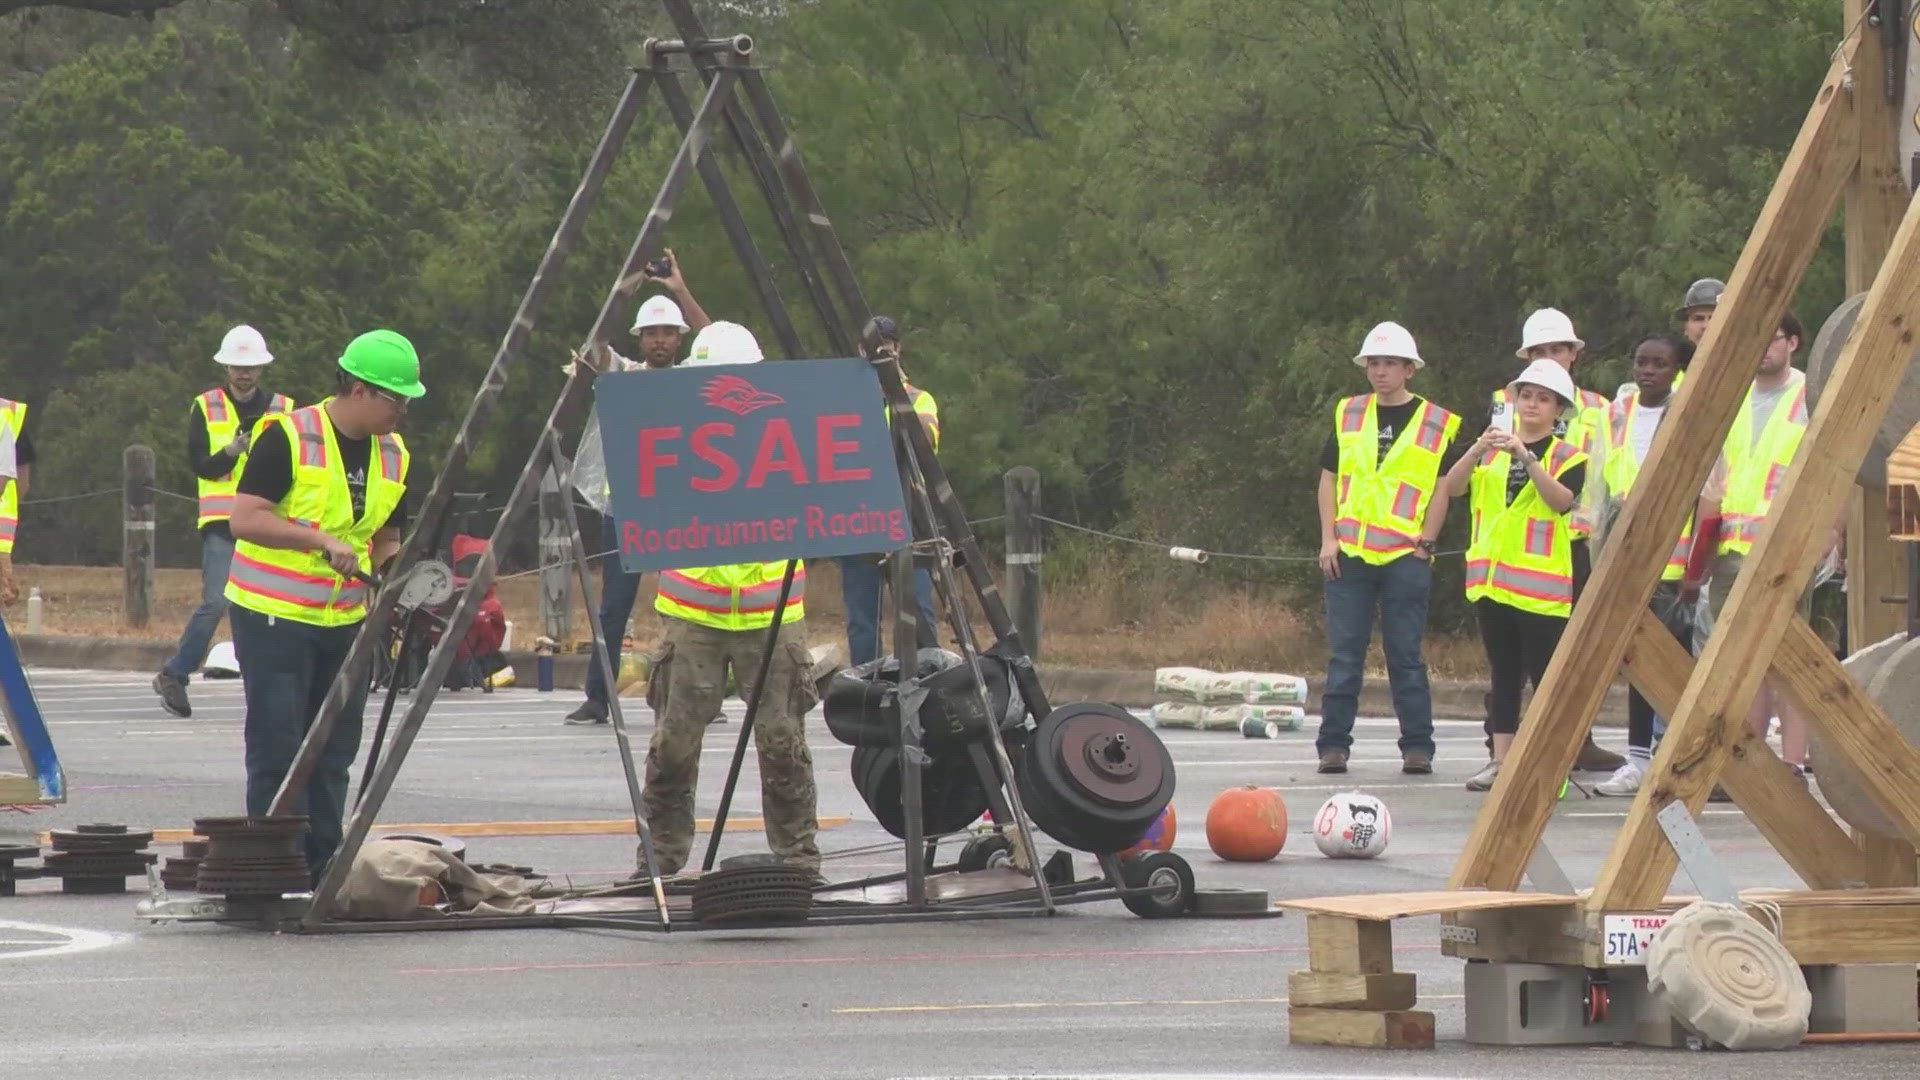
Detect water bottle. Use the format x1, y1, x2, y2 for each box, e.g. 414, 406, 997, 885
25, 586, 42, 634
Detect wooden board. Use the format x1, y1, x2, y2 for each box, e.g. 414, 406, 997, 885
1288, 1005, 1435, 1050
1276, 890, 1573, 920
1306, 913, 1393, 975
1449, 41, 1862, 893
1441, 903, 1585, 966
0, 773, 42, 804
1859, 831, 1920, 888
1287, 971, 1417, 1011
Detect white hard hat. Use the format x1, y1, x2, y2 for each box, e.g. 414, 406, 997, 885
685, 321, 763, 366
214, 325, 273, 367
630, 294, 688, 334
1516, 307, 1584, 358
1509, 358, 1578, 407
1352, 321, 1423, 368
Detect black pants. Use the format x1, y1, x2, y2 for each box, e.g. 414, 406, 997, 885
1627, 580, 1694, 751
1476, 599, 1567, 736
231, 605, 370, 883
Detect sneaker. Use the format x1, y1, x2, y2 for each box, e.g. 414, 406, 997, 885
563, 700, 608, 726
1465, 759, 1502, 791
1595, 759, 1645, 796
1316, 749, 1349, 774
1401, 751, 1433, 775
1574, 736, 1625, 773
152, 672, 191, 718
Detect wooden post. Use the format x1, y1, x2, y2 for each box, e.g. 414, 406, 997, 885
122, 444, 154, 629
538, 465, 573, 645
1004, 467, 1042, 660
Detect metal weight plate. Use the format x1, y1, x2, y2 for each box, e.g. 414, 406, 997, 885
1804, 292, 1920, 486
1018, 703, 1176, 852
395, 560, 456, 611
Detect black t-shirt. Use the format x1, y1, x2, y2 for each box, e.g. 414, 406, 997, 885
1505, 436, 1585, 505
237, 416, 405, 532
1318, 397, 1465, 473
13, 433, 33, 468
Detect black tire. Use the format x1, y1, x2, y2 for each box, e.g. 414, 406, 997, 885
955, 834, 1014, 872
1018, 703, 1175, 852
1119, 851, 1193, 919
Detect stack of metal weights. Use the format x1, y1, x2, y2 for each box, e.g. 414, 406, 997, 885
42, 824, 159, 894
193, 816, 310, 898
0, 842, 42, 896
160, 838, 209, 892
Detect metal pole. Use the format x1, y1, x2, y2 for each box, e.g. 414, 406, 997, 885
268, 69, 654, 818
698, 558, 798, 872
1003, 467, 1042, 661
122, 444, 154, 629
300, 66, 742, 926
891, 543, 928, 906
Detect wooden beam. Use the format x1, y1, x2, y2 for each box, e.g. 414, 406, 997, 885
1449, 45, 1862, 890
1288, 971, 1418, 1011
1859, 831, 1920, 886
1306, 913, 1393, 975
1620, 609, 1868, 890
1774, 617, 1920, 844
1288, 1006, 1435, 1050
1590, 135, 1920, 913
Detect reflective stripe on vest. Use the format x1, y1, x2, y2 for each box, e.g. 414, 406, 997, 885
226, 550, 368, 611
1329, 394, 1460, 566
1604, 391, 1693, 580
1464, 435, 1584, 617
0, 399, 27, 554
656, 562, 807, 630
1719, 377, 1808, 558
196, 389, 292, 527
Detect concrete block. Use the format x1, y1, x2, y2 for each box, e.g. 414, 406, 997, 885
1804, 964, 1919, 1034
1464, 961, 1640, 1045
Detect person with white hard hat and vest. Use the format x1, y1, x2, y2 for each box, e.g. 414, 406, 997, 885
0, 388, 34, 607
562, 292, 693, 726
839, 314, 942, 666
1488, 307, 1623, 773
1314, 321, 1463, 776
1594, 332, 1696, 796
152, 325, 294, 718
1686, 312, 1832, 795
641, 320, 820, 877
1442, 359, 1589, 791
1677, 278, 1724, 345
225, 329, 421, 881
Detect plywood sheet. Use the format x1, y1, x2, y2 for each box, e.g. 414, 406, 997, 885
1275, 890, 1577, 920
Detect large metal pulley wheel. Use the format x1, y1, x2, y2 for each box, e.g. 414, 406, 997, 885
1016, 703, 1175, 853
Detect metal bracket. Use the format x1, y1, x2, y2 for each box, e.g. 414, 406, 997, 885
1438, 923, 1479, 944
1656, 799, 1739, 904
1524, 842, 1577, 895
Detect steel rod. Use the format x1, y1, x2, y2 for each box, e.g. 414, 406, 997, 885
891, 544, 928, 907
699, 558, 799, 872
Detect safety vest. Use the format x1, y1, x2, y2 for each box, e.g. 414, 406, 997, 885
656, 561, 806, 631
886, 383, 940, 453
1603, 391, 1691, 581
0, 399, 24, 555
1719, 373, 1809, 558
1331, 395, 1460, 565
1465, 436, 1587, 617
224, 404, 410, 627
194, 387, 294, 528
1490, 383, 1607, 539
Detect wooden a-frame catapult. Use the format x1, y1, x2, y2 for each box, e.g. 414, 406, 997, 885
1279, 8, 1920, 1050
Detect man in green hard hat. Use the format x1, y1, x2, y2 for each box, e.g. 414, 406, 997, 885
225, 329, 423, 882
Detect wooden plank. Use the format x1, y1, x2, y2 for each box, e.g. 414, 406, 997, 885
1449, 43, 1862, 892
1306, 913, 1393, 975
1440, 905, 1585, 966
1288, 1005, 1435, 1050
1590, 153, 1920, 912
0, 773, 42, 803
1772, 895, 1920, 964
1859, 830, 1920, 887
1277, 890, 1570, 920
1287, 971, 1418, 1011
1773, 617, 1920, 845
1849, 488, 1909, 641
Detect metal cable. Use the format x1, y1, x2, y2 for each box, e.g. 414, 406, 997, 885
1031, 512, 1463, 562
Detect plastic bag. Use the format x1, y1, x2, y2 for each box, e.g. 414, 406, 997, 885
1148, 702, 1204, 729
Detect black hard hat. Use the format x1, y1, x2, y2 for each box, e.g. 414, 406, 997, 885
1675, 278, 1725, 319
860, 315, 899, 357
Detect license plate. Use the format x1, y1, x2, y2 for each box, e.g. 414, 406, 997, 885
1601, 913, 1671, 965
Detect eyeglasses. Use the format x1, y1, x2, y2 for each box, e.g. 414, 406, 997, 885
372, 387, 409, 412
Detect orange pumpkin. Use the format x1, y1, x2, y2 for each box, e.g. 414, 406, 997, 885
1116, 804, 1177, 858
1205, 785, 1288, 861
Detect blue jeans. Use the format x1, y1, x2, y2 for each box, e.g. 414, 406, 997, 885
1317, 552, 1436, 755
162, 530, 236, 682
230, 604, 369, 883
584, 516, 644, 704
838, 555, 937, 666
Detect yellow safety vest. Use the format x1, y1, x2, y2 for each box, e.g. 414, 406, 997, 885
884, 383, 940, 453
656, 561, 806, 631
1331, 395, 1460, 565
1603, 392, 1691, 581
1719, 375, 1808, 558
224, 404, 410, 627
1490, 384, 1607, 538
0, 399, 25, 555
1465, 437, 1587, 617
195, 388, 294, 528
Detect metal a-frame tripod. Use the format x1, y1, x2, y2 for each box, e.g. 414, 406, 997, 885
263, 7, 1088, 932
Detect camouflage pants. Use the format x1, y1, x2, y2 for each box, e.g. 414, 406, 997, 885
642, 616, 820, 875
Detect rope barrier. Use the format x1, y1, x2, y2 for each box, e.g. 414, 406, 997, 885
19, 487, 121, 507
1030, 513, 1465, 562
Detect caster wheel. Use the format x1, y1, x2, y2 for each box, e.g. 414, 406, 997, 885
956, 834, 1015, 872
1119, 850, 1193, 919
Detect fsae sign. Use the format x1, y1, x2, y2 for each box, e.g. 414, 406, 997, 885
596, 357, 908, 573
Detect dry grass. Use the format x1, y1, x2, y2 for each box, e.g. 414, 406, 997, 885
15, 553, 1490, 679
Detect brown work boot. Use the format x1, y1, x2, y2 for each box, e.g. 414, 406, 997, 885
1316, 749, 1349, 774
1401, 751, 1433, 775
1574, 736, 1625, 773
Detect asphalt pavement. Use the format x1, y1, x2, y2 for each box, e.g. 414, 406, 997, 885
0, 668, 1913, 1079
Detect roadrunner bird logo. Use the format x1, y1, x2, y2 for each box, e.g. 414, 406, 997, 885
701, 374, 785, 417
1345, 802, 1379, 848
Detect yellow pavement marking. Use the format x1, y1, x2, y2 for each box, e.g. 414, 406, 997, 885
833, 993, 1463, 1015
46, 816, 851, 845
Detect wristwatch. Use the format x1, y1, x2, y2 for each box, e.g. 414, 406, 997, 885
1416, 538, 1437, 555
